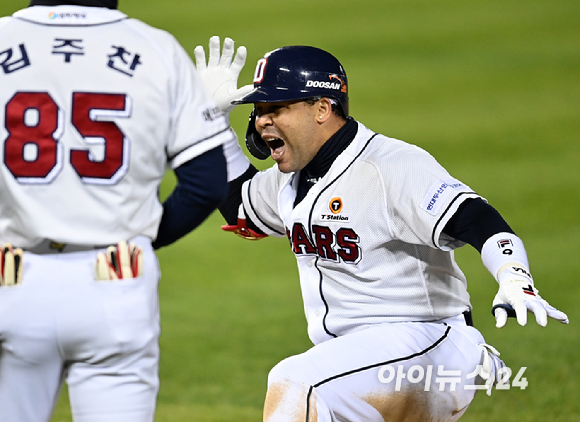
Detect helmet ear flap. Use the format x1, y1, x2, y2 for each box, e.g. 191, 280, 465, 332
245, 110, 270, 160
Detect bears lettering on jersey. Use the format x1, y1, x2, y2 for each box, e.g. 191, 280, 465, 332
289, 222, 361, 264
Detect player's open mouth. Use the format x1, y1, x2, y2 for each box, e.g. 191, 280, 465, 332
266, 138, 285, 160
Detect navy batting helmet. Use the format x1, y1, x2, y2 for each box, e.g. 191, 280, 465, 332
234, 46, 349, 159
233, 46, 349, 116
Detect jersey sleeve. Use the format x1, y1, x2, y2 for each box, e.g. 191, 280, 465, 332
241, 166, 288, 237
381, 141, 484, 250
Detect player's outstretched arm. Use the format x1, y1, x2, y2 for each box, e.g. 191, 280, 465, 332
443, 198, 568, 328
194, 36, 253, 115
482, 233, 569, 328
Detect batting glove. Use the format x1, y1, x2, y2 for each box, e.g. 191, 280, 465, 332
194, 36, 253, 114
477, 343, 506, 396
95, 241, 143, 281
0, 244, 23, 286
491, 264, 569, 328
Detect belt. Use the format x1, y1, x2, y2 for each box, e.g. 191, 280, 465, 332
23, 240, 109, 255
463, 310, 474, 327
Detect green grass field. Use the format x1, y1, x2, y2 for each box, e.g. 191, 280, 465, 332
2, 0, 579, 420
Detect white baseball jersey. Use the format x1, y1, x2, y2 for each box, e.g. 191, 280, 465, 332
242, 121, 482, 345
0, 5, 231, 422
0, 5, 233, 248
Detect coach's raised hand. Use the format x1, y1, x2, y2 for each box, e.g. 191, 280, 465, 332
194, 36, 253, 115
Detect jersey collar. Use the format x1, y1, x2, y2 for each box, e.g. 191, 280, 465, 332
294, 117, 358, 207
14, 5, 127, 26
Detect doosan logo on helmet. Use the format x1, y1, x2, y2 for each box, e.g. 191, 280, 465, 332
306, 80, 341, 91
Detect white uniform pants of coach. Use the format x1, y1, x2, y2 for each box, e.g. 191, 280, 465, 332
265, 315, 489, 422
0, 237, 160, 422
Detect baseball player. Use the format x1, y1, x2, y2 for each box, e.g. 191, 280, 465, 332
195, 39, 569, 421
0, 1, 238, 421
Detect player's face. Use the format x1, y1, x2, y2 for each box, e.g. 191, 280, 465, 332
254, 100, 326, 173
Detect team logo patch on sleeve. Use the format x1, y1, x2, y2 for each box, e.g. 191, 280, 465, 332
420, 179, 466, 216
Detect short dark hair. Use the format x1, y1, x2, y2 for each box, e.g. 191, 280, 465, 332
304, 96, 347, 120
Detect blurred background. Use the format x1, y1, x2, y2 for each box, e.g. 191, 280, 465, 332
1, 0, 578, 420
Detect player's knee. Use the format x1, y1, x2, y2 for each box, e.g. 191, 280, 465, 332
264, 359, 317, 422
263, 377, 312, 422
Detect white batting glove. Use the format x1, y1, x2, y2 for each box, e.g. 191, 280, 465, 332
193, 36, 253, 114
492, 265, 569, 328
0, 244, 23, 286
95, 241, 143, 281
477, 343, 506, 396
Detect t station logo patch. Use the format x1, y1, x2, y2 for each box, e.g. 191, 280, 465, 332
330, 197, 343, 213
320, 197, 349, 222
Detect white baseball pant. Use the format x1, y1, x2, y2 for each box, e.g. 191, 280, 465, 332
0, 236, 160, 422
264, 315, 493, 422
